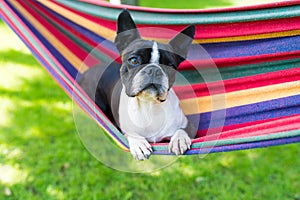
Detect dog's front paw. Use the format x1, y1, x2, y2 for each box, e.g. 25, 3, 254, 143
127, 135, 153, 160
169, 129, 191, 155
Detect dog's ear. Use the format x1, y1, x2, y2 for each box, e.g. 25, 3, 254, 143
114, 10, 141, 54
168, 25, 195, 63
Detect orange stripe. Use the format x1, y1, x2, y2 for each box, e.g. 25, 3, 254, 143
39, 1, 300, 44
12, 1, 88, 72
180, 81, 300, 115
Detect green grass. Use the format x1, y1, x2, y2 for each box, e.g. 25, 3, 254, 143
1, 1, 300, 199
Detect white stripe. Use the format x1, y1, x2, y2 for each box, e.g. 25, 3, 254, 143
150, 42, 160, 64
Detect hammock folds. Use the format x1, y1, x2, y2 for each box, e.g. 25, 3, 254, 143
1, 0, 299, 155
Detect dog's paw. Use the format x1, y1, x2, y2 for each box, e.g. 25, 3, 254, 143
169, 129, 191, 155
127, 135, 153, 160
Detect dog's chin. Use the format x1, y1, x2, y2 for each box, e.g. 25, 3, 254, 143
136, 86, 167, 104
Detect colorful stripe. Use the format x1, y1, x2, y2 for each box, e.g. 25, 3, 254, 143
40, 1, 300, 43
0, 0, 299, 156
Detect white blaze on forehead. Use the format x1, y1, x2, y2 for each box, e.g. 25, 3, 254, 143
150, 42, 160, 64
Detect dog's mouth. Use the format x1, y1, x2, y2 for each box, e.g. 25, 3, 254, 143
137, 84, 168, 103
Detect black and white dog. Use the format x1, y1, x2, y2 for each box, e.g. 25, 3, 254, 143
79, 10, 196, 160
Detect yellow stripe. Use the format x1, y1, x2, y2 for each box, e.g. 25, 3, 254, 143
94, 119, 129, 152
180, 81, 300, 115
140, 29, 300, 44
12, 1, 128, 150
39, 1, 300, 44
12, 1, 88, 73
194, 30, 300, 44
39, 0, 116, 40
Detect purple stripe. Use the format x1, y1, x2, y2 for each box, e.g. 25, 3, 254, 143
37, 1, 118, 53
152, 135, 300, 155
3, 3, 128, 148
189, 35, 300, 59
187, 95, 300, 131
72, 93, 129, 148
7, 1, 78, 79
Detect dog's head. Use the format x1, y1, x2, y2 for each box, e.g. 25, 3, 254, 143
114, 10, 195, 103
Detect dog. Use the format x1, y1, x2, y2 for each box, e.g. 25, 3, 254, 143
79, 10, 196, 160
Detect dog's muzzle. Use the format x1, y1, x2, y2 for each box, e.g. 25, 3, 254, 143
131, 64, 169, 102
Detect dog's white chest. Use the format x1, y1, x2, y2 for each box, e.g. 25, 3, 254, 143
119, 88, 187, 142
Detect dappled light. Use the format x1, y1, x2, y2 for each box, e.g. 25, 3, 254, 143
0, 97, 14, 127
0, 23, 30, 53
0, 61, 43, 90
0, 164, 28, 185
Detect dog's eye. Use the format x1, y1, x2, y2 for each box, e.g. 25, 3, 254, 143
128, 57, 141, 66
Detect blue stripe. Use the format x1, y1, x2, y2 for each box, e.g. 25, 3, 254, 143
153, 135, 300, 155
38, 1, 118, 54
8, 1, 78, 79
187, 95, 300, 130
4, 2, 128, 148
189, 35, 300, 59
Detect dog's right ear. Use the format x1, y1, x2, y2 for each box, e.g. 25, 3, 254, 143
114, 10, 141, 54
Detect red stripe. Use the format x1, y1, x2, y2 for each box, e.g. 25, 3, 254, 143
51, 1, 117, 30
47, 1, 122, 64
152, 114, 300, 146
19, 1, 99, 67
33, 1, 119, 66
180, 50, 300, 69
81, 0, 300, 14
174, 67, 300, 99
51, 2, 300, 40
193, 114, 300, 143
138, 17, 300, 39
1, 2, 75, 98
196, 115, 299, 137
3, 2, 91, 111
3, 2, 118, 137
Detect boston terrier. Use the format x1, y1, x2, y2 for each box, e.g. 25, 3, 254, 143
79, 10, 196, 160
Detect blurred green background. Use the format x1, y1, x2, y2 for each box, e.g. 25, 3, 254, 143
1, 1, 300, 199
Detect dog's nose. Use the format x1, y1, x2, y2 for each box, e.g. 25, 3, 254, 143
143, 66, 163, 77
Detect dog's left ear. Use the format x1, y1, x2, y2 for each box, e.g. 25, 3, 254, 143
168, 25, 195, 63
114, 10, 141, 54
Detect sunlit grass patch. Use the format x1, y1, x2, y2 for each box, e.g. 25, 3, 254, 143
0, 164, 28, 186
0, 97, 14, 127
0, 62, 43, 90
0, 21, 30, 53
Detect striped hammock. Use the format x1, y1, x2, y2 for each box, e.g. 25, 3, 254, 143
1, 0, 299, 155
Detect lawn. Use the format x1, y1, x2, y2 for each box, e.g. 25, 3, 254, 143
1, 1, 300, 200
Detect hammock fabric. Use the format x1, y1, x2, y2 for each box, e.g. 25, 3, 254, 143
1, 0, 300, 155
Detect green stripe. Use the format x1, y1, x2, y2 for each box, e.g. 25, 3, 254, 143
29, 4, 114, 64
152, 129, 300, 151
175, 58, 300, 85
58, 0, 300, 25
2, 6, 128, 147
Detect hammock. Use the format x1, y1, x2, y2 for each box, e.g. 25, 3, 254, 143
1, 0, 300, 155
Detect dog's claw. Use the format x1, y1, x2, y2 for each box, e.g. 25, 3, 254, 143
168, 129, 191, 155
127, 135, 152, 160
